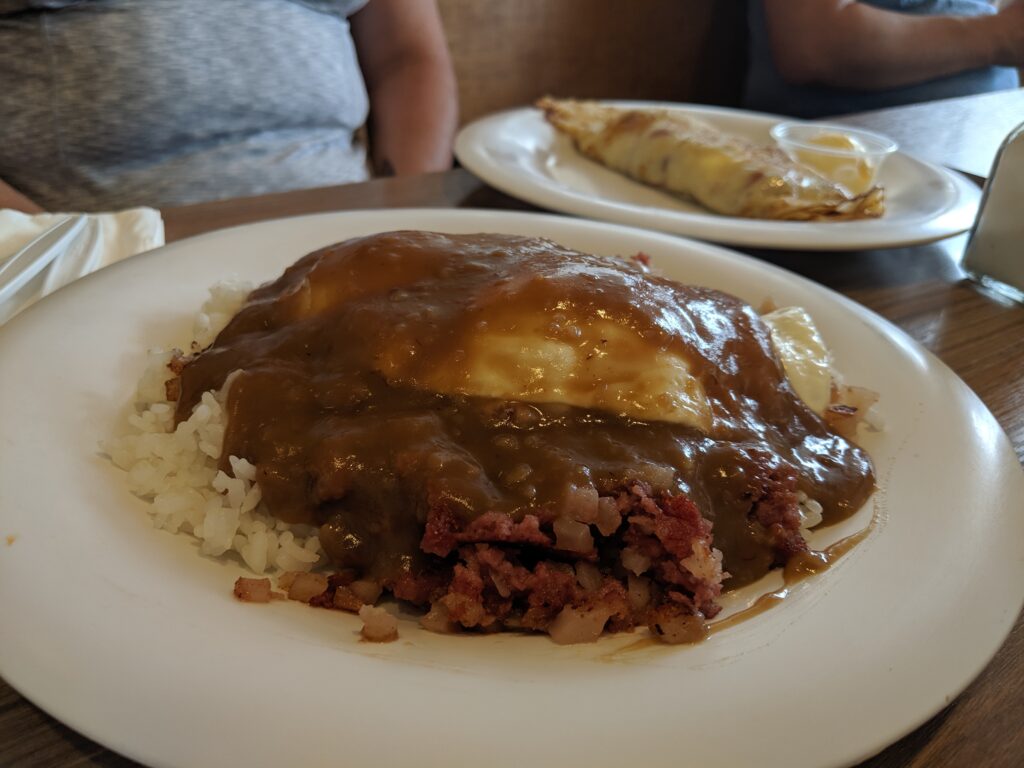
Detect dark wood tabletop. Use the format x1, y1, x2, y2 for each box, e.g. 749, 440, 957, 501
3, 90, 1023, 767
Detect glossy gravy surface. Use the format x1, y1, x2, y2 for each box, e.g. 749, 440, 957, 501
175, 232, 874, 586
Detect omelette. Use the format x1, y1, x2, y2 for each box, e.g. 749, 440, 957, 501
538, 97, 885, 221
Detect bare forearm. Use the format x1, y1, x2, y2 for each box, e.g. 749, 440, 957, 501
0, 178, 44, 213
764, 0, 1020, 90
352, 0, 458, 177
365, 54, 457, 175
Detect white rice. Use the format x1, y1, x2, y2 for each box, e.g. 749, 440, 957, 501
102, 282, 324, 574
796, 490, 824, 539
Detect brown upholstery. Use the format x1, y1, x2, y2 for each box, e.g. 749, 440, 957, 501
437, 0, 749, 125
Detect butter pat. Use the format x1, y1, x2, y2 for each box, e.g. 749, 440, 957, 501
795, 132, 876, 196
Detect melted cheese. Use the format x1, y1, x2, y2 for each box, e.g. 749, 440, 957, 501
762, 306, 833, 415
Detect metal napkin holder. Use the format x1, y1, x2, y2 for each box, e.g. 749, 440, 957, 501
962, 121, 1024, 304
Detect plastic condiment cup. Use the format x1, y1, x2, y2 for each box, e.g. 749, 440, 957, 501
770, 122, 899, 196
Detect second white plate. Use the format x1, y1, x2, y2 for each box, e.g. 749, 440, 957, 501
454, 102, 981, 250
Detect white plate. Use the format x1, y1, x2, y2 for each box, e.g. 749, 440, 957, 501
454, 103, 982, 250
1, 210, 1021, 768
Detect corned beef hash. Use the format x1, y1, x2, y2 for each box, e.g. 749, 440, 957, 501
106, 231, 876, 644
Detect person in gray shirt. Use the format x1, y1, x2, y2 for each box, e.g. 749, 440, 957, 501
0, 0, 457, 212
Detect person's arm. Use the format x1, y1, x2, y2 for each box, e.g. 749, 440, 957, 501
350, 0, 457, 176
0, 178, 44, 213
762, 0, 1024, 90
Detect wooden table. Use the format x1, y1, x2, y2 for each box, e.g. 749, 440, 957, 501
836, 88, 1024, 179
3, 93, 1024, 767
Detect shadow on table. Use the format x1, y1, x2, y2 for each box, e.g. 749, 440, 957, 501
741, 236, 967, 296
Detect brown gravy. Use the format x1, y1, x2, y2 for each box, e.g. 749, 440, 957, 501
175, 232, 874, 587
710, 518, 876, 635
600, 516, 876, 658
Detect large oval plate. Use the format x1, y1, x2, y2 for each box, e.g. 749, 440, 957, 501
0, 210, 1021, 768
454, 103, 981, 250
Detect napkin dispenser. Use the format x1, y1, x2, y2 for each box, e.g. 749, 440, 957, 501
962, 121, 1024, 303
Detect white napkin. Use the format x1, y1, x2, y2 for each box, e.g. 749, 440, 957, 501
0, 207, 165, 324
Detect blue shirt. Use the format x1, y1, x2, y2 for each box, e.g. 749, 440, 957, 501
744, 0, 1019, 118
